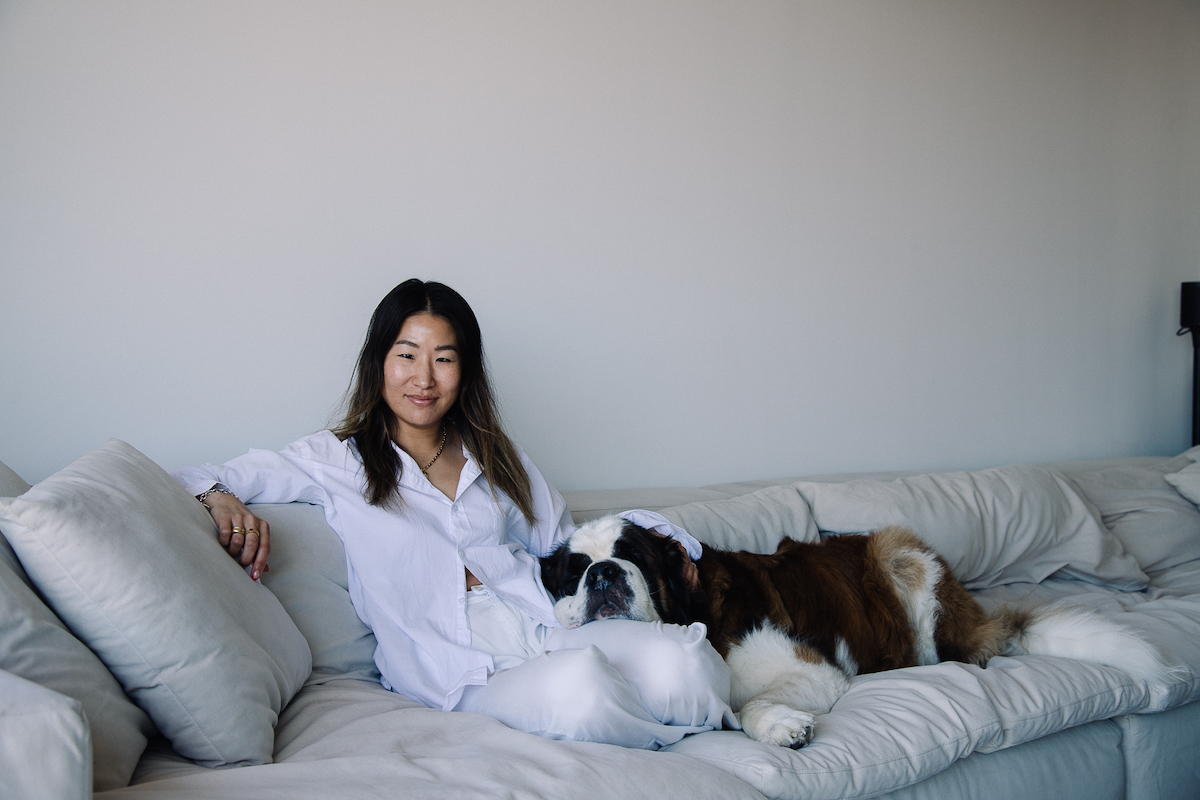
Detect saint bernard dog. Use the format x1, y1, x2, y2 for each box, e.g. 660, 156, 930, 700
538, 517, 1173, 748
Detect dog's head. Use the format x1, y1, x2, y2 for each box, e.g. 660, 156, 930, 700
539, 516, 702, 629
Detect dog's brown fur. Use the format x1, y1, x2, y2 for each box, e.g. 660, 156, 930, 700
690, 526, 1027, 676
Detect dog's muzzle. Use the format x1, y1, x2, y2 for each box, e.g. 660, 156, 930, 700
584, 561, 633, 620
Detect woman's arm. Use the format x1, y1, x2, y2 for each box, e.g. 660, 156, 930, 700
174, 436, 332, 580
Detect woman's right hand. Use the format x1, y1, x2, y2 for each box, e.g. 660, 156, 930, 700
200, 491, 270, 581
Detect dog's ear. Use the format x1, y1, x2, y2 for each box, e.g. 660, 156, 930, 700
538, 545, 569, 600
653, 534, 703, 626
539, 545, 592, 601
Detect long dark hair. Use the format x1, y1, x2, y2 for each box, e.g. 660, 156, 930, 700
331, 279, 535, 522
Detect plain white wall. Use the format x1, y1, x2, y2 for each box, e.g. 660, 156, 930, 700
1, 0, 1199, 490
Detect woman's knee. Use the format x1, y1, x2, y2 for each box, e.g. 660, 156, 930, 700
457, 647, 632, 733
605, 623, 734, 728
615, 623, 729, 693
535, 646, 622, 712
543, 621, 735, 729
527, 647, 666, 741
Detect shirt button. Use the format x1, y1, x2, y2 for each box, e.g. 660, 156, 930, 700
458, 596, 465, 604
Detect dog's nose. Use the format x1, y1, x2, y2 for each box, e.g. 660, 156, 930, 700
586, 561, 620, 591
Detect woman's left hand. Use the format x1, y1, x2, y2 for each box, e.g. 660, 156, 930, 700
201, 491, 271, 581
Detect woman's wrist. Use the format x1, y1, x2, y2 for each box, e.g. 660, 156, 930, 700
196, 483, 238, 508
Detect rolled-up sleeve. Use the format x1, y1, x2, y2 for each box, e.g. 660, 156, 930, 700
172, 439, 329, 507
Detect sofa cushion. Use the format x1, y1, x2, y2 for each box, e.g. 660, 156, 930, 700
0, 439, 312, 768
0, 670, 90, 800
0, 458, 29, 498
0, 537, 156, 790
1071, 465, 1200, 575
251, 503, 380, 685
659, 484, 819, 554
0, 457, 34, 588
1164, 460, 1200, 506
0, 455, 155, 790
794, 464, 1148, 590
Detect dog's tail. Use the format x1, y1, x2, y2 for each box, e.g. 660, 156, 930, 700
992, 603, 1175, 685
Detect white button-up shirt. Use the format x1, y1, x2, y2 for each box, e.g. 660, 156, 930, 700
174, 430, 573, 711
174, 431, 703, 713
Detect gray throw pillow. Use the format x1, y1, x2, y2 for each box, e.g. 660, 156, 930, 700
0, 457, 34, 588
0, 455, 155, 790
0, 440, 311, 767
0, 459, 29, 497
0, 670, 91, 800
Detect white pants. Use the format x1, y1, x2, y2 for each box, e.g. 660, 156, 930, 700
454, 585, 738, 749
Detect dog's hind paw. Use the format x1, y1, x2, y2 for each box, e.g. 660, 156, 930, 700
740, 699, 816, 748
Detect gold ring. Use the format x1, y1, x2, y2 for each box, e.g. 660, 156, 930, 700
245, 528, 257, 536
231, 526, 246, 535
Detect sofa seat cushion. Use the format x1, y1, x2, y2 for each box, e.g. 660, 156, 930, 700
113, 679, 769, 800
0, 439, 311, 768
665, 637, 1193, 800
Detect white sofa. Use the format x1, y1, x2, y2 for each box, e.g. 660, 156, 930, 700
2, 439, 1199, 800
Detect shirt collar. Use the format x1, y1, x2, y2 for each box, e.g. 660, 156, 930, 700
393, 439, 483, 494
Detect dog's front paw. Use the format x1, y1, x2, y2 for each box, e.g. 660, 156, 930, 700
740, 698, 816, 748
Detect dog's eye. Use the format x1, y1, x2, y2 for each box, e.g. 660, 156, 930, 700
613, 538, 651, 569
564, 553, 591, 587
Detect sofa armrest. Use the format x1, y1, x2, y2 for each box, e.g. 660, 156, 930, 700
0, 669, 91, 800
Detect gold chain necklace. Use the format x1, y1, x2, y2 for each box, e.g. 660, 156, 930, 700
421, 424, 448, 475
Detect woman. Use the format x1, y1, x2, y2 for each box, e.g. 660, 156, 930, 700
174, 279, 736, 749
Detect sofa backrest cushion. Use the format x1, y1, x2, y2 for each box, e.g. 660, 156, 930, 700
1073, 462, 1200, 575
0, 439, 312, 768
655, 464, 1148, 591
0, 457, 155, 791
251, 502, 381, 685
659, 484, 819, 554
794, 464, 1148, 590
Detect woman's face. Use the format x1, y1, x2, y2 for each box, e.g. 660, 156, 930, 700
382, 313, 462, 439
